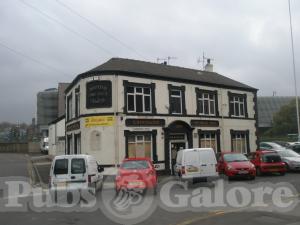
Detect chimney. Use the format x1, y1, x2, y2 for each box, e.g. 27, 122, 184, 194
204, 59, 213, 72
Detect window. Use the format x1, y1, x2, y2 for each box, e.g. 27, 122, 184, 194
67, 135, 73, 154
228, 92, 247, 117
198, 130, 220, 152
71, 158, 86, 174
169, 85, 186, 115
231, 131, 249, 154
67, 94, 73, 121
127, 86, 151, 113
54, 159, 68, 175
128, 134, 152, 158
75, 88, 80, 118
196, 89, 218, 116
74, 133, 81, 154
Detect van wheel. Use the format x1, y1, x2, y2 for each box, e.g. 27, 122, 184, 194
67, 192, 73, 204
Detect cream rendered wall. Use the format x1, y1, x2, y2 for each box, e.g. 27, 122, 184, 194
48, 124, 56, 156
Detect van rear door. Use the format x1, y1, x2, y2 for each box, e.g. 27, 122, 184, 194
68, 158, 87, 188
199, 149, 217, 176
52, 158, 69, 188
184, 150, 201, 175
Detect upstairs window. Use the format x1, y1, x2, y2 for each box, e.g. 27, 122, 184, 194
196, 89, 218, 116
127, 86, 151, 113
75, 87, 80, 118
169, 85, 186, 115
228, 92, 248, 118
123, 81, 156, 114
67, 94, 73, 121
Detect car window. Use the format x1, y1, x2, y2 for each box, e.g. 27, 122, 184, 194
71, 158, 86, 174
121, 160, 149, 169
54, 159, 68, 175
278, 150, 300, 158
224, 154, 248, 162
184, 151, 200, 165
262, 154, 281, 163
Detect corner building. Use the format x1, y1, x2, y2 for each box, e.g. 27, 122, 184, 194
65, 58, 258, 174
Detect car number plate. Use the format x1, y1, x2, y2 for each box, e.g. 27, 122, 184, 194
129, 181, 144, 186
238, 170, 249, 174
55, 182, 67, 188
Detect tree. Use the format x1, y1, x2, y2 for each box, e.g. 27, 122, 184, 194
266, 99, 300, 136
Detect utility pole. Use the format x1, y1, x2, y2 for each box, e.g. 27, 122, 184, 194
288, 0, 300, 141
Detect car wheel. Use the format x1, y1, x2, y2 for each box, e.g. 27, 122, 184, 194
280, 172, 285, 176
249, 176, 255, 180
256, 167, 262, 176
285, 163, 290, 172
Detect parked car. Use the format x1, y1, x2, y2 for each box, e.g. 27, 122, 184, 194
217, 152, 256, 180
259, 142, 287, 151
115, 158, 157, 193
174, 148, 219, 183
249, 151, 286, 176
273, 141, 291, 148
289, 143, 300, 154
40, 137, 49, 154
277, 150, 300, 171
49, 154, 104, 198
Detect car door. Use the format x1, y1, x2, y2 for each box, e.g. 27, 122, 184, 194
69, 157, 88, 189
52, 158, 70, 188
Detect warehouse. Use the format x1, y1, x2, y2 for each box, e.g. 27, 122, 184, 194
64, 57, 258, 174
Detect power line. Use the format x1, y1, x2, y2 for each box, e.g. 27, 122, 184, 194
19, 0, 115, 56
55, 0, 147, 60
0, 40, 71, 77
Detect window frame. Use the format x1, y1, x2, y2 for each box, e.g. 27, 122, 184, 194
195, 88, 219, 116
123, 81, 156, 114
66, 94, 73, 121
168, 84, 186, 115
75, 86, 80, 118
230, 130, 250, 154
228, 92, 248, 118
198, 129, 221, 152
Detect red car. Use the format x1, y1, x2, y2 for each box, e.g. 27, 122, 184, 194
217, 152, 256, 180
249, 150, 286, 176
115, 158, 158, 193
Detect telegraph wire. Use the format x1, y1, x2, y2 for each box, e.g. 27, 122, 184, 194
55, 0, 147, 60
0, 40, 71, 77
19, 0, 115, 56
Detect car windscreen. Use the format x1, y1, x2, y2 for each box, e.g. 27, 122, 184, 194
278, 150, 300, 158
262, 154, 281, 163
54, 159, 68, 175
121, 160, 149, 169
223, 154, 248, 162
71, 158, 86, 174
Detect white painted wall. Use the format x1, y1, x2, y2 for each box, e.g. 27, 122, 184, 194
48, 118, 65, 156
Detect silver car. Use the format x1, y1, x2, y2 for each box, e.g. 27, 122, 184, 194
277, 150, 300, 171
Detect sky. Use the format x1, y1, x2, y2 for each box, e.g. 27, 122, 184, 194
0, 0, 300, 123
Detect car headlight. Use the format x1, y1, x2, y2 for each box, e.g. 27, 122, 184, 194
227, 165, 233, 170
250, 163, 255, 169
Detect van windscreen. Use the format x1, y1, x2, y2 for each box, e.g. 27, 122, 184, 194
71, 158, 86, 174
54, 159, 68, 175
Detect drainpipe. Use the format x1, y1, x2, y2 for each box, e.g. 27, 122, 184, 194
114, 75, 119, 167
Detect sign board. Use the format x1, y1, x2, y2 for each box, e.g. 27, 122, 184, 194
125, 119, 165, 127
154, 163, 165, 171
85, 116, 115, 128
66, 121, 80, 132
191, 120, 219, 127
86, 80, 112, 108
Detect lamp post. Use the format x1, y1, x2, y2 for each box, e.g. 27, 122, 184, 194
288, 0, 300, 141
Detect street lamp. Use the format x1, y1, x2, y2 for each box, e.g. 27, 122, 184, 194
288, 0, 300, 141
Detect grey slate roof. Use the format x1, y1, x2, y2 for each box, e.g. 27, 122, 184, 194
85, 58, 256, 91
258, 96, 294, 128
65, 58, 257, 93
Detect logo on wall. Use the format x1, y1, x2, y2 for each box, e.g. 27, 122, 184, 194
86, 80, 112, 108
85, 116, 115, 127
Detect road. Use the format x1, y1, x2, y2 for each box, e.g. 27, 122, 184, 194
0, 153, 300, 225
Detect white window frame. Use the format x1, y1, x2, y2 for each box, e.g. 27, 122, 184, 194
232, 133, 247, 154
198, 92, 216, 116
127, 86, 152, 113
75, 91, 80, 118
230, 96, 245, 117
170, 89, 183, 114
128, 134, 152, 159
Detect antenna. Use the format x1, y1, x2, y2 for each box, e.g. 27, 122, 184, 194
197, 52, 214, 70
156, 56, 177, 65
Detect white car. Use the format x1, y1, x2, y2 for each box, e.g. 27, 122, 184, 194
49, 154, 104, 200
174, 148, 219, 183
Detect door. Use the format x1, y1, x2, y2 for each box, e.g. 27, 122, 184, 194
170, 142, 186, 175
199, 150, 218, 176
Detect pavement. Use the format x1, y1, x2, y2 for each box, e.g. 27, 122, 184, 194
1, 153, 300, 225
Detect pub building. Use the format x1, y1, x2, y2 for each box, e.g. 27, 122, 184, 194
64, 57, 258, 174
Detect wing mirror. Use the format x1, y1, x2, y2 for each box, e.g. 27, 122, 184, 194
98, 165, 104, 173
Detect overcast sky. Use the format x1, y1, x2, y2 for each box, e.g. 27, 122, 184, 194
0, 0, 300, 123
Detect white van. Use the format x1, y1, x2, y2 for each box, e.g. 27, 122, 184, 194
49, 154, 104, 195
174, 148, 219, 182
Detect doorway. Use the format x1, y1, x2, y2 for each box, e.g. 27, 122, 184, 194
170, 141, 186, 175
